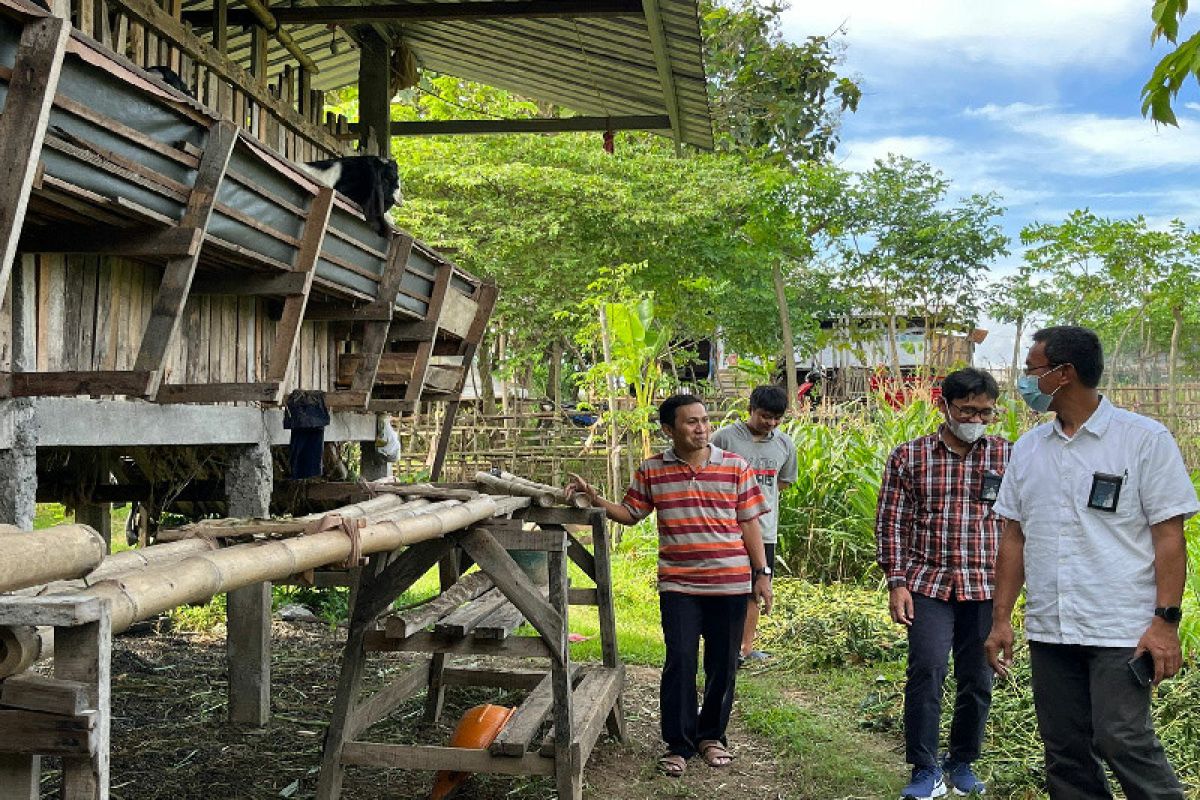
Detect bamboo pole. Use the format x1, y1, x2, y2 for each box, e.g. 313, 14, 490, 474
0, 495, 530, 676
0, 525, 107, 593
239, 0, 319, 75
386, 571, 494, 639
473, 471, 588, 508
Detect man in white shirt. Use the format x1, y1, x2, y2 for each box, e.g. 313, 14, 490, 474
985, 326, 1196, 799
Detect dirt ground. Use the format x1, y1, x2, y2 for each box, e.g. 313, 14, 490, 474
40, 620, 798, 800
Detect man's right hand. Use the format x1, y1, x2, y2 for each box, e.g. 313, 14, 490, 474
984, 618, 1014, 679
565, 472, 598, 506
888, 586, 914, 626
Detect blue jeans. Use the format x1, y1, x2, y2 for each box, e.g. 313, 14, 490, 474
904, 592, 994, 767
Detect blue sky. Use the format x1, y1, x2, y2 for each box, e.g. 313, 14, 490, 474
780, 1, 1200, 367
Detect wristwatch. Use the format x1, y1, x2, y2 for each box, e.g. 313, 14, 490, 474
1155, 606, 1183, 624
752, 566, 773, 580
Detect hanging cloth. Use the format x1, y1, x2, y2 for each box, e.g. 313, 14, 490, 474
284, 390, 330, 479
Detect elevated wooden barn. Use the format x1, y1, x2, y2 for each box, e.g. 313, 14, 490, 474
0, 0, 714, 796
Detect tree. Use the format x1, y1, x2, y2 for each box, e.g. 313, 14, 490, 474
701, 0, 861, 163
987, 268, 1044, 388
837, 156, 1009, 375
1142, 0, 1200, 125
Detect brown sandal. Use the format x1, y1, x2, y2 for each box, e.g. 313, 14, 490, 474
698, 740, 734, 768
657, 753, 686, 777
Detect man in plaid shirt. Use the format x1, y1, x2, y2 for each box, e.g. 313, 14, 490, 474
875, 367, 1011, 800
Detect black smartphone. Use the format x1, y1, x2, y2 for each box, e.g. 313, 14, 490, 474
1128, 651, 1155, 687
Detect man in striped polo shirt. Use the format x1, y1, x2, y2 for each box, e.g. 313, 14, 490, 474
567, 394, 772, 778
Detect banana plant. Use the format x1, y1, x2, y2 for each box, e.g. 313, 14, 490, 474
605, 297, 672, 459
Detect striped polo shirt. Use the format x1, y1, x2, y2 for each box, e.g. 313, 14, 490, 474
621, 445, 768, 596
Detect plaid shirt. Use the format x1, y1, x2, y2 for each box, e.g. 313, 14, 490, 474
875, 429, 1011, 601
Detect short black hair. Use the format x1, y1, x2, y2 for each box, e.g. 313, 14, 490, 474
659, 393, 705, 427
1032, 326, 1103, 388
940, 368, 1000, 403
749, 385, 788, 415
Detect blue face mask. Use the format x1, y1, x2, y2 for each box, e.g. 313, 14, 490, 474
1017, 364, 1064, 413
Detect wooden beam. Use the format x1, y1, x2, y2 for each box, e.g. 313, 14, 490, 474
1, 370, 155, 398
184, 0, 642, 26
154, 381, 281, 404
351, 234, 414, 403
0, 16, 70, 314
190, 272, 311, 296
381, 115, 671, 137
1, 676, 91, 717
346, 661, 430, 738
265, 186, 335, 390
17, 225, 202, 258
136, 121, 238, 398
0, 710, 96, 756
363, 630, 552, 658
339, 742, 555, 777
357, 28, 390, 158
640, 0, 684, 153
405, 261, 454, 403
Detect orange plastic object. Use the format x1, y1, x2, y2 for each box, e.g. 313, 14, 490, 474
430, 704, 516, 800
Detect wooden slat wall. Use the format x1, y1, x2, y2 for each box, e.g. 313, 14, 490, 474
64, 0, 342, 160
0, 270, 12, 372
24, 254, 332, 392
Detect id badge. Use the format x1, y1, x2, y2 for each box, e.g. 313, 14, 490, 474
978, 471, 1002, 503
1087, 472, 1124, 512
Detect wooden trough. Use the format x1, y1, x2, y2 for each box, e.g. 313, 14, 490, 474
0, 479, 625, 800
0, 0, 493, 409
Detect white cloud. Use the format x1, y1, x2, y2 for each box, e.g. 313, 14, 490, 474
835, 134, 957, 173
966, 103, 1200, 174
1186, 102, 1200, 112
782, 0, 1146, 71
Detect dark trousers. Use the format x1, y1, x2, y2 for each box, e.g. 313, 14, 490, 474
1029, 641, 1183, 800
659, 591, 747, 758
904, 592, 994, 767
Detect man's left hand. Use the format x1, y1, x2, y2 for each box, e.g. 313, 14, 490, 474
1135, 618, 1183, 685
754, 575, 773, 616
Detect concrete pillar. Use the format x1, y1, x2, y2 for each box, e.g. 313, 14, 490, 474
359, 440, 389, 481
224, 441, 273, 726
0, 399, 37, 530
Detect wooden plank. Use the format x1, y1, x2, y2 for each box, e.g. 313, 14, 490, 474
565, 532, 596, 578
339, 742, 555, 777
546, 544, 577, 797
567, 588, 598, 606
485, 528, 568, 553
0, 596, 104, 627
490, 667, 572, 757
351, 538, 453, 624
433, 588, 508, 637
386, 115, 670, 136
265, 186, 334, 389
62, 256, 83, 370
346, 660, 430, 739
539, 665, 624, 763
0, 676, 90, 717
474, 600, 528, 640
455, 528, 565, 657
337, 352, 416, 387
18, 227, 203, 258
440, 667, 547, 691
0, 753, 39, 800
0, 710, 96, 756
190, 272, 310, 296
0, 17, 71, 314
5, 370, 153, 398
404, 261, 454, 403
363, 631, 552, 659
154, 381, 280, 403
438, 288, 480, 340
135, 121, 238, 396
383, 571, 493, 639
78, 258, 97, 371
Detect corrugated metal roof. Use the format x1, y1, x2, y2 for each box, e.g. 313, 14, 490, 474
180, 0, 714, 149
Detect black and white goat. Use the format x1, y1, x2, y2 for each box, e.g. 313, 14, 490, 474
144, 66, 195, 98
301, 155, 402, 236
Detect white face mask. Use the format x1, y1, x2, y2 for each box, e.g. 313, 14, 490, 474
943, 399, 988, 443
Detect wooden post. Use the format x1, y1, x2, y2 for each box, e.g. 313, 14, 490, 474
547, 538, 580, 799
591, 511, 625, 740
0, 754, 39, 800
422, 549, 461, 725
225, 442, 272, 726
403, 261, 453, 403
356, 28, 391, 157
265, 187, 334, 392
351, 234, 414, 404
55, 599, 112, 800
0, 17, 70, 314
135, 121, 238, 397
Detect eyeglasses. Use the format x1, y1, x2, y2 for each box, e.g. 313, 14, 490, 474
945, 399, 1000, 422
1023, 362, 1062, 376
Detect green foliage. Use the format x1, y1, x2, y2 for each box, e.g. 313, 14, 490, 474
701, 0, 861, 162
1143, 0, 1200, 125
777, 397, 948, 582
758, 579, 903, 668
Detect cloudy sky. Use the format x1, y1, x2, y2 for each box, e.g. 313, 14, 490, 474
780, 1, 1200, 367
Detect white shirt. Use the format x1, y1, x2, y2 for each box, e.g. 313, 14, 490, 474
993, 396, 1198, 647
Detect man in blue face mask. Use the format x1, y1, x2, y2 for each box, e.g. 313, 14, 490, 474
986, 325, 1196, 800
876, 367, 1011, 799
